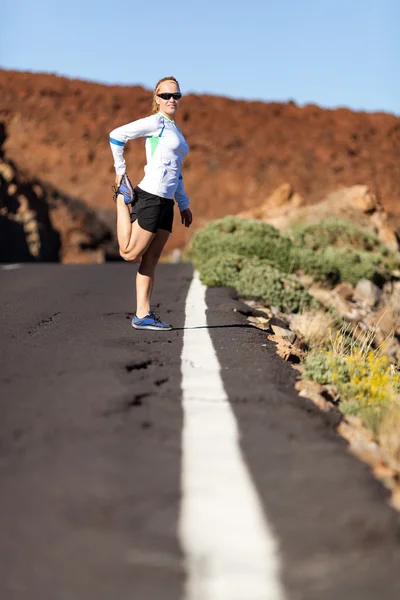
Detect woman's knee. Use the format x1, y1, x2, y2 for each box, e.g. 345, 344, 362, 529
120, 247, 142, 262
141, 248, 162, 268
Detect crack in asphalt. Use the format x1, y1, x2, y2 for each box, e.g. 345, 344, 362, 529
125, 360, 152, 372
102, 392, 151, 416
28, 312, 61, 335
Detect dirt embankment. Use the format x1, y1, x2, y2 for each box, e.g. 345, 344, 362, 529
1, 68, 400, 255
0, 122, 117, 263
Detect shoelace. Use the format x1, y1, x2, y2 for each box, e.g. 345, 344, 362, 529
150, 313, 171, 327
150, 312, 163, 324
111, 184, 120, 202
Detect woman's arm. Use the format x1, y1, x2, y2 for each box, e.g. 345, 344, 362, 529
175, 174, 192, 227
174, 174, 190, 211
109, 114, 160, 175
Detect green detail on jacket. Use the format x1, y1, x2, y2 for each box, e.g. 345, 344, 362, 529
149, 136, 160, 157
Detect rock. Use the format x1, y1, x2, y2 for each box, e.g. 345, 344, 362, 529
345, 307, 368, 323
338, 417, 383, 466
390, 487, 400, 511
373, 463, 397, 478
307, 286, 356, 319
237, 183, 305, 221
334, 282, 354, 301
347, 185, 377, 213
270, 312, 292, 325
295, 380, 334, 412
32, 184, 44, 198
367, 306, 398, 347
264, 183, 305, 211
292, 337, 307, 352
371, 306, 398, 336
242, 299, 272, 318
255, 316, 270, 325
381, 281, 400, 317
372, 463, 397, 490
247, 316, 271, 331
344, 415, 369, 431
270, 315, 290, 328
338, 418, 375, 444
353, 279, 382, 308
0, 160, 14, 182
331, 296, 354, 319
370, 211, 400, 252
321, 384, 340, 404
269, 316, 296, 341
295, 379, 324, 395
298, 389, 333, 412
268, 334, 304, 362
270, 324, 296, 343
348, 439, 383, 466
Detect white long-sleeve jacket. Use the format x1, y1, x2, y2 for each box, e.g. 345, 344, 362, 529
109, 112, 190, 211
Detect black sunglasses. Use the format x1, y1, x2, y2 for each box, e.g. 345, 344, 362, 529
157, 92, 182, 101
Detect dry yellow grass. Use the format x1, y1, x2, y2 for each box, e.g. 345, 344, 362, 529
290, 310, 336, 348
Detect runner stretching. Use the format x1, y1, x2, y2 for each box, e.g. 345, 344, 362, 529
109, 76, 192, 331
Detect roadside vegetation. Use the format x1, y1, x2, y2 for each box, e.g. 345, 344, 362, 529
303, 325, 400, 434
191, 216, 399, 310
190, 216, 400, 473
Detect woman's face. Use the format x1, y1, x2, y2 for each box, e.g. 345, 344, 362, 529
156, 80, 181, 119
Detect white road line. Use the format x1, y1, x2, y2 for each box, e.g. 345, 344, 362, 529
179, 271, 286, 600
1, 264, 22, 271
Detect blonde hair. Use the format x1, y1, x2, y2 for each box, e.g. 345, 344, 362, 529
152, 76, 180, 113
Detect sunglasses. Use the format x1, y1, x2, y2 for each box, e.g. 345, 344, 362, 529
157, 92, 182, 101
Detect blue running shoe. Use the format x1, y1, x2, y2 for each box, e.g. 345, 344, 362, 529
112, 173, 135, 204
132, 311, 172, 331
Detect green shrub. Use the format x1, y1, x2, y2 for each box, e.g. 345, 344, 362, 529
291, 218, 400, 285
199, 253, 319, 313
190, 217, 339, 284
190, 216, 292, 269
303, 352, 349, 385
199, 252, 244, 288
291, 247, 340, 284
321, 246, 390, 286
291, 218, 391, 255
190, 216, 396, 290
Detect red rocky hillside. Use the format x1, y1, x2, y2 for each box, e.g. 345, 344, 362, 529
1, 69, 400, 255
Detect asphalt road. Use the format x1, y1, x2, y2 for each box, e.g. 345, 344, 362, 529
1, 263, 400, 599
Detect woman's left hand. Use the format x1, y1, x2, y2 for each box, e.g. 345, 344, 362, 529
181, 208, 193, 228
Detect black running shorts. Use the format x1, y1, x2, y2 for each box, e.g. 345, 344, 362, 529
130, 186, 175, 234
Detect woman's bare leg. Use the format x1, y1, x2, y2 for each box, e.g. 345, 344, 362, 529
136, 229, 170, 318
116, 195, 133, 250
116, 195, 154, 261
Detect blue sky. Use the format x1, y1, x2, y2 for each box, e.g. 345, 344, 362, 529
1, 0, 399, 115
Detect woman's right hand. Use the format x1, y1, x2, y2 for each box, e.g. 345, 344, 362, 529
115, 173, 123, 187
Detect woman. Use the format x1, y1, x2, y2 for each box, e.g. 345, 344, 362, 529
109, 76, 192, 331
